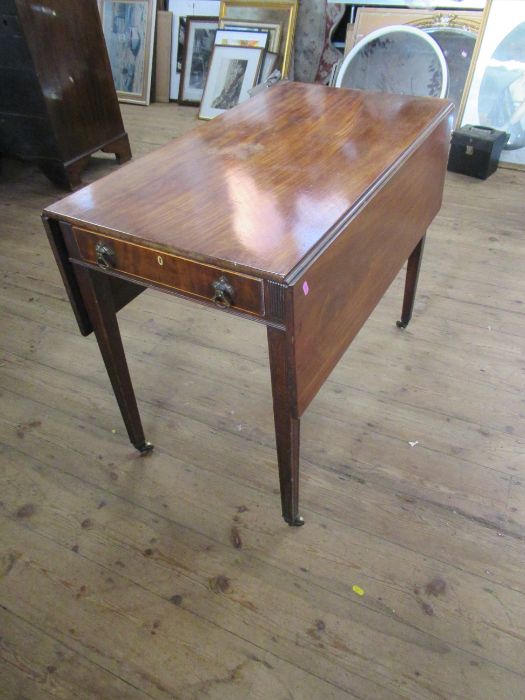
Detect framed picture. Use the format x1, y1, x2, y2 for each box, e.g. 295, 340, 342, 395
178, 16, 219, 105
177, 16, 187, 74
98, 0, 156, 105
222, 19, 282, 53
199, 45, 263, 119
219, 0, 298, 77
215, 28, 268, 48
350, 8, 481, 48
167, 0, 220, 100
458, 0, 525, 169
260, 51, 278, 82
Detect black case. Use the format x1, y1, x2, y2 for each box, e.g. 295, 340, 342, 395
447, 125, 509, 180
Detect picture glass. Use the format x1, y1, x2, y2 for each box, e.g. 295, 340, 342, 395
426, 27, 477, 119
461, 0, 525, 167
261, 51, 278, 81
103, 1, 148, 95
190, 26, 216, 89
180, 18, 218, 103
177, 17, 187, 74
213, 58, 248, 109
199, 45, 262, 119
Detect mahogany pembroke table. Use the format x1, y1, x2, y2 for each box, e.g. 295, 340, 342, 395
43, 82, 453, 526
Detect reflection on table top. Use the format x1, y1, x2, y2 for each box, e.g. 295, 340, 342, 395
45, 82, 452, 280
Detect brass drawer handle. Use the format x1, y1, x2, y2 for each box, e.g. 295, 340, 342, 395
212, 275, 234, 308
95, 241, 116, 269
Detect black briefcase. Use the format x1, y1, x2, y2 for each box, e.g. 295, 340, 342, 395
447, 125, 509, 180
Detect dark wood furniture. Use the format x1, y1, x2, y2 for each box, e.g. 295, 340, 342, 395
42, 83, 453, 525
0, 0, 131, 189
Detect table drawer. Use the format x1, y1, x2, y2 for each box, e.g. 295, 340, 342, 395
72, 227, 264, 317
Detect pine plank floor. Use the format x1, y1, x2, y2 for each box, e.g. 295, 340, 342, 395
0, 101, 524, 700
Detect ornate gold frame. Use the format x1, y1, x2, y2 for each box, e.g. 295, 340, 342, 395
219, 0, 298, 78
407, 13, 481, 34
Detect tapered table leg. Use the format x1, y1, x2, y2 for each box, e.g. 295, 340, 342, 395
397, 233, 426, 329
74, 266, 153, 453
267, 327, 304, 526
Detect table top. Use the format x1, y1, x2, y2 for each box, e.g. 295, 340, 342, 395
45, 82, 452, 281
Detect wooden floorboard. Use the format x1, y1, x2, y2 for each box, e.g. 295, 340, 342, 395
1, 101, 524, 699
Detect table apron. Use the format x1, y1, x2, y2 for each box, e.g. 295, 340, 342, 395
68, 257, 292, 330
58, 223, 294, 327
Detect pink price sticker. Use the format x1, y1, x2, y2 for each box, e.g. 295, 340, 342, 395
302, 281, 309, 296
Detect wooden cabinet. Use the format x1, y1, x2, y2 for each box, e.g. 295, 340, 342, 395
0, 0, 131, 189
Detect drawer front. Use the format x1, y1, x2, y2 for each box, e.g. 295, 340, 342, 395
72, 227, 265, 317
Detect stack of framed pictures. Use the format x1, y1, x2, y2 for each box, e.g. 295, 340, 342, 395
177, 0, 297, 118
219, 0, 298, 78
198, 27, 269, 119
99, 0, 298, 116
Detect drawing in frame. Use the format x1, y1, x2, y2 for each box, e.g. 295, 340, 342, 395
199, 45, 263, 120
219, 0, 298, 77
221, 19, 282, 53
178, 16, 219, 105
458, 0, 525, 170
98, 0, 156, 105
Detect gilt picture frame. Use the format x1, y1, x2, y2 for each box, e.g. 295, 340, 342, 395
458, 0, 525, 169
99, 0, 156, 105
